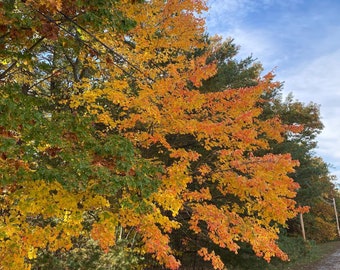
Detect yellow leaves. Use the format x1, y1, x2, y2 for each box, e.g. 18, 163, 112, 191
36, 143, 52, 153
148, 159, 193, 217
118, 200, 144, 227
152, 189, 183, 217
96, 112, 117, 128
27, 246, 37, 260
104, 84, 130, 103
82, 88, 100, 104
46, 227, 74, 252
245, 223, 289, 263
12, 180, 78, 219
69, 95, 81, 109
258, 117, 286, 143
0, 179, 115, 269
150, 209, 180, 232
183, 188, 211, 202
170, 149, 200, 162
0, 58, 10, 65
82, 192, 110, 210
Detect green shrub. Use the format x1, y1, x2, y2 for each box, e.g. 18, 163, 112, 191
31, 238, 144, 270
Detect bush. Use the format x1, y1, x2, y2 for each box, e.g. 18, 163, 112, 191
31, 238, 144, 270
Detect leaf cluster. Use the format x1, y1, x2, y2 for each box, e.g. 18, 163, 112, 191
1, 1, 331, 269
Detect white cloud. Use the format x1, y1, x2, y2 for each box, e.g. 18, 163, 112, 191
205, 0, 304, 31
205, 0, 254, 26
271, 50, 340, 182
218, 27, 276, 60
281, 49, 340, 102
205, 0, 340, 182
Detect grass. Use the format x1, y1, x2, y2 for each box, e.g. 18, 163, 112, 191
223, 238, 340, 270
268, 240, 340, 270
215, 237, 340, 270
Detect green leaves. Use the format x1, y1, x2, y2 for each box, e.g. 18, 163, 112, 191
76, 0, 136, 32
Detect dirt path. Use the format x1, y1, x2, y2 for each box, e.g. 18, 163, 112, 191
306, 247, 340, 270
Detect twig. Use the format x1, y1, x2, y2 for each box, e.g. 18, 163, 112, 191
0, 37, 45, 80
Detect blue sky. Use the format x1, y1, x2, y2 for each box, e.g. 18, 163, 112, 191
204, 0, 340, 184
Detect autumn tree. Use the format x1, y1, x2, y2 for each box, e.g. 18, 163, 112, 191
69, 2, 303, 267
1, 1, 170, 269
1, 1, 305, 269
198, 36, 338, 245
263, 93, 338, 242
178, 35, 338, 266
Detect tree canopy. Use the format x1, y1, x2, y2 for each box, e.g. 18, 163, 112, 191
0, 1, 333, 269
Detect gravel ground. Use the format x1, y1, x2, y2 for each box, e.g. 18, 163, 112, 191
314, 248, 340, 270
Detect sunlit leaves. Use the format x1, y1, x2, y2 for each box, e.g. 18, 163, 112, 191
198, 248, 224, 270
0, 180, 108, 269
0, 0, 306, 269
0, 83, 167, 269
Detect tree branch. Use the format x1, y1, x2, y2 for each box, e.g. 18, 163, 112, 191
22, 67, 66, 95
57, 10, 154, 83
0, 37, 45, 81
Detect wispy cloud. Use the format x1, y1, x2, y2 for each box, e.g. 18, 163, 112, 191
205, 0, 340, 181
205, 0, 304, 31
282, 49, 340, 180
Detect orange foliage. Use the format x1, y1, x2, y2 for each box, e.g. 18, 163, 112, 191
69, 2, 300, 264
0, 0, 304, 269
